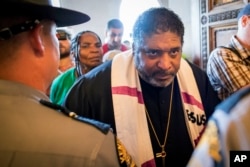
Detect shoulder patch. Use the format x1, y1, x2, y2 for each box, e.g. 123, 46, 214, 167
196, 120, 222, 164
75, 116, 111, 134
216, 87, 250, 114
206, 121, 222, 162
39, 99, 111, 134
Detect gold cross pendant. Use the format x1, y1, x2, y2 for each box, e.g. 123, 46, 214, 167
156, 150, 166, 158
156, 146, 166, 167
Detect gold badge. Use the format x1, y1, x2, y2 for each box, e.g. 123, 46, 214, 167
201, 120, 222, 162
116, 138, 137, 167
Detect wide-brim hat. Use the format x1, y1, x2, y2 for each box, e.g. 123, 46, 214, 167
1, 0, 90, 27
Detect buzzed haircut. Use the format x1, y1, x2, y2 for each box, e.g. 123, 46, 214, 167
107, 19, 124, 30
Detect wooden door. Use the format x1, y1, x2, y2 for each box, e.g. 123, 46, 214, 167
199, 0, 249, 70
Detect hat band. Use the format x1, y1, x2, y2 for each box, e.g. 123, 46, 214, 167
0, 19, 40, 40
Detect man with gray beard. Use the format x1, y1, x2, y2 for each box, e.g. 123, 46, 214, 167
64, 7, 221, 167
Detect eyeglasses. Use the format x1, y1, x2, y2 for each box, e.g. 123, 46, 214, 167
0, 19, 40, 41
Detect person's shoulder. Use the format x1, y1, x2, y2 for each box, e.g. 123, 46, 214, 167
74, 116, 112, 134
209, 46, 226, 57
51, 67, 75, 86
39, 99, 111, 134
102, 43, 108, 47
209, 45, 238, 59
103, 49, 122, 62
102, 43, 109, 54
121, 44, 128, 51
216, 86, 250, 115
84, 61, 112, 78
211, 46, 227, 52
55, 67, 75, 80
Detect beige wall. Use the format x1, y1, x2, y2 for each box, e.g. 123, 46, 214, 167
60, 0, 122, 43
168, 0, 193, 60
60, 0, 197, 60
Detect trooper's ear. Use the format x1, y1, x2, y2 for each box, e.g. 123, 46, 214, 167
29, 23, 45, 56
240, 15, 250, 27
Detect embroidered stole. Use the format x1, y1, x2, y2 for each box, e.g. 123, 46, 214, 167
111, 50, 205, 167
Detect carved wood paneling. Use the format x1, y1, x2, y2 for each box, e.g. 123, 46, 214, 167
199, 0, 248, 70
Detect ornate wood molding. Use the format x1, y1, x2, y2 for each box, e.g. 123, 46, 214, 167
199, 0, 245, 70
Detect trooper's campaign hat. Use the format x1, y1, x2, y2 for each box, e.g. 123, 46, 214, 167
0, 0, 90, 40
1, 0, 90, 27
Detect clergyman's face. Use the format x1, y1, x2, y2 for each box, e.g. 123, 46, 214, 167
134, 31, 182, 87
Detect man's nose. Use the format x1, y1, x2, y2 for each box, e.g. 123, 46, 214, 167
157, 53, 172, 70
114, 35, 121, 42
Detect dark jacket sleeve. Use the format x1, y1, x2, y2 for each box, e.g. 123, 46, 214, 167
188, 61, 221, 120
63, 61, 117, 133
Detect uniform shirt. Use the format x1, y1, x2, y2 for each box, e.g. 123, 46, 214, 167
0, 79, 134, 167
207, 35, 250, 100
187, 86, 250, 167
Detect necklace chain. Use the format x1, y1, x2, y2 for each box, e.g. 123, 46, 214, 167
145, 81, 174, 166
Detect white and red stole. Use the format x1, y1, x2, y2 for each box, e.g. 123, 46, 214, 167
111, 50, 205, 167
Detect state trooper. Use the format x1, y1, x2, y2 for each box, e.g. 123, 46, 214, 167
0, 0, 135, 166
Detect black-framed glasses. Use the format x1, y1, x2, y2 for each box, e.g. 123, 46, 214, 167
0, 19, 40, 41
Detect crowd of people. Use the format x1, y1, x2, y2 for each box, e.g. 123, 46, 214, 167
1, 0, 250, 167
50, 30, 103, 105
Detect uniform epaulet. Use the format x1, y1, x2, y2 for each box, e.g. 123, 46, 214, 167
215, 87, 250, 114
39, 99, 111, 134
